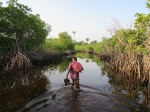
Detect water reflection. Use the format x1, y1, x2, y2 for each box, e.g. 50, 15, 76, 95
0, 53, 149, 111
76, 53, 149, 109
76, 53, 100, 65
44, 57, 71, 75
107, 72, 149, 108
0, 68, 50, 112
71, 91, 81, 110
56, 58, 71, 73
0, 57, 72, 112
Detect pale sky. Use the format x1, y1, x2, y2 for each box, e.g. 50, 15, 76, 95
1, 0, 149, 42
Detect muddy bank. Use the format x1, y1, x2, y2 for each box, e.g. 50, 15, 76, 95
18, 85, 147, 112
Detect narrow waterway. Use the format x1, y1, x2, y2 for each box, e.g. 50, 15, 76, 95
0, 53, 149, 112
48, 58, 111, 93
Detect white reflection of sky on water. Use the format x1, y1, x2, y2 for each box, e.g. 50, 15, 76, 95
45, 58, 111, 93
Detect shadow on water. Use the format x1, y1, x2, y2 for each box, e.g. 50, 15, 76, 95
0, 68, 50, 112
0, 53, 149, 112
0, 58, 72, 112
108, 72, 150, 109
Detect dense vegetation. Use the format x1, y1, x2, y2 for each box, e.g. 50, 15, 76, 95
75, 1, 150, 56
0, 0, 149, 110
0, 0, 150, 83
0, 0, 74, 72
0, 0, 50, 53
75, 1, 150, 88
0, 0, 51, 71
43, 32, 74, 53
75, 1, 150, 55
75, 26, 147, 55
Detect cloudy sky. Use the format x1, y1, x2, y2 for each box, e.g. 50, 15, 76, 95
1, 0, 149, 42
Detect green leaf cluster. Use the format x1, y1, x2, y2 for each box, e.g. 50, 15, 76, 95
0, 0, 51, 53
43, 32, 74, 52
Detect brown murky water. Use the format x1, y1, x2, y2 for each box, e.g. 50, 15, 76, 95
0, 53, 149, 112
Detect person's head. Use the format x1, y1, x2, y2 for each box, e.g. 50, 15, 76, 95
72, 57, 77, 62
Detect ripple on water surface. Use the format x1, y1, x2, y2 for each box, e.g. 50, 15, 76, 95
18, 86, 143, 112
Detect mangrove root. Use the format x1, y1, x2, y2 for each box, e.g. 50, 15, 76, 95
5, 51, 32, 72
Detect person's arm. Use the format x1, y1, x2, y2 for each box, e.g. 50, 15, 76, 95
81, 65, 84, 72
66, 69, 70, 79
66, 62, 72, 78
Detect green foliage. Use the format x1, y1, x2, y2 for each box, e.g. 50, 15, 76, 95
109, 29, 147, 53
135, 13, 150, 33
43, 32, 74, 52
75, 53, 103, 67
75, 28, 147, 54
146, 0, 150, 9
90, 40, 97, 44
0, 0, 149, 56
85, 38, 90, 43
0, 0, 50, 53
75, 5, 150, 55
75, 42, 103, 54
75, 44, 93, 52
75, 1, 150, 55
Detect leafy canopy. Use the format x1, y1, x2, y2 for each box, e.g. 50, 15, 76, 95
0, 0, 51, 53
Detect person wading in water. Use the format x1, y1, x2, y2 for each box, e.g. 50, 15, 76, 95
66, 57, 83, 90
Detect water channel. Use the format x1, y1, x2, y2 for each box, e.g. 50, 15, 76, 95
0, 53, 149, 112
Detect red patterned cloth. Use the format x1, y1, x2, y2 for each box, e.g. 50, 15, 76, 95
68, 61, 83, 79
